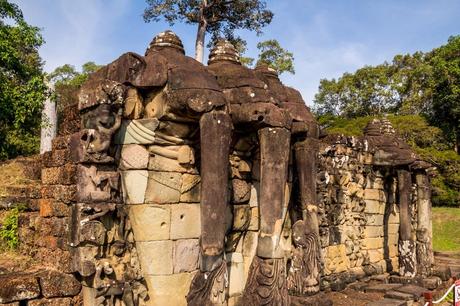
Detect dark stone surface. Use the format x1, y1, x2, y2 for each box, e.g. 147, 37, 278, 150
38, 270, 81, 298
394, 285, 427, 301
365, 284, 403, 293
0, 274, 40, 303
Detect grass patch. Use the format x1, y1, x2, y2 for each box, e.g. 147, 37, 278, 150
0, 207, 20, 250
432, 207, 460, 252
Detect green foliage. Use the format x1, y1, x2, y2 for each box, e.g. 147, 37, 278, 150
49, 61, 101, 87
430, 36, 460, 151
313, 36, 460, 152
0, 207, 20, 250
256, 39, 294, 75
143, 0, 273, 48
317, 114, 372, 136
0, 0, 47, 160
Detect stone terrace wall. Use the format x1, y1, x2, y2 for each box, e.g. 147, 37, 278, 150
317, 135, 402, 290
0, 102, 83, 305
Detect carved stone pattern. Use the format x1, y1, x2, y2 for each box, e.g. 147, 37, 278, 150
186, 260, 227, 306
242, 257, 289, 306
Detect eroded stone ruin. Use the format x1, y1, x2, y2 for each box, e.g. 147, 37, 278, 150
0, 31, 435, 306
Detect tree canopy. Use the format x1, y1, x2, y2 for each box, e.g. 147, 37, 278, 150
48, 61, 101, 87
143, 0, 273, 63
314, 35, 460, 152
0, 0, 47, 160
256, 39, 294, 75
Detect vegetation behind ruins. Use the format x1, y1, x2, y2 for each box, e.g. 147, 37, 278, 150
315, 36, 460, 207
0, 0, 48, 161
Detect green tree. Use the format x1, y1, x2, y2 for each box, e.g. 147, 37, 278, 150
48, 61, 101, 87
256, 39, 295, 75
0, 0, 47, 160
429, 36, 460, 153
143, 0, 273, 63
314, 64, 398, 117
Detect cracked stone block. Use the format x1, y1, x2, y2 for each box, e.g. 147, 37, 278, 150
170, 204, 201, 239
120, 144, 149, 169
129, 204, 170, 241
148, 154, 198, 174
137, 240, 173, 275
121, 170, 148, 204
173, 239, 199, 273
145, 171, 182, 204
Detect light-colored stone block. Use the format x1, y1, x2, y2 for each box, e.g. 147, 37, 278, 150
180, 174, 201, 203
129, 205, 170, 241
121, 170, 148, 204
389, 243, 398, 257
120, 144, 149, 169
242, 231, 258, 258
174, 239, 199, 273
388, 234, 399, 245
363, 237, 384, 250
148, 154, 198, 174
364, 226, 383, 238
137, 240, 173, 275
367, 214, 384, 226
227, 252, 245, 297
388, 223, 399, 235
367, 249, 383, 263
364, 199, 384, 214
364, 188, 379, 200
171, 204, 201, 239
249, 183, 259, 207
145, 171, 182, 204
388, 211, 400, 224
145, 272, 195, 306
248, 207, 259, 231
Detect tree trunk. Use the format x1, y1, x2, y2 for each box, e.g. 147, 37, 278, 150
455, 130, 459, 154
195, 1, 208, 63
40, 82, 56, 154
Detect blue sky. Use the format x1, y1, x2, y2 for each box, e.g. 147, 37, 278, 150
12, 0, 460, 105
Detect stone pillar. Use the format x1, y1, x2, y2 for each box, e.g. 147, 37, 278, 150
416, 171, 433, 276
187, 110, 232, 306
286, 138, 320, 295
397, 169, 416, 277
199, 111, 232, 269
40, 82, 57, 154
242, 127, 290, 306
256, 127, 291, 259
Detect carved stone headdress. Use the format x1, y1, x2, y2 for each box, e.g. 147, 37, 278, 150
145, 30, 185, 55
208, 40, 240, 65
